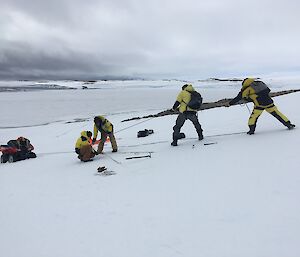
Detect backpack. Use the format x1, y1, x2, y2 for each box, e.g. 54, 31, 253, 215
250, 81, 270, 94
187, 91, 203, 110
7, 140, 19, 148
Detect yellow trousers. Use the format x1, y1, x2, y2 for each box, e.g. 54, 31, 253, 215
248, 105, 289, 126
97, 132, 118, 153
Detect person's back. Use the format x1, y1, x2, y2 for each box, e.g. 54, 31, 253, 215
18, 139, 29, 152
241, 79, 273, 107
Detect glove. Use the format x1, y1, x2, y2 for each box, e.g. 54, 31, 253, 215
92, 138, 96, 144
75, 148, 80, 154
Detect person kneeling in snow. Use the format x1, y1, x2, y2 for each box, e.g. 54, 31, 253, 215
227, 78, 295, 134
75, 131, 96, 162
16, 137, 37, 160
1, 137, 36, 163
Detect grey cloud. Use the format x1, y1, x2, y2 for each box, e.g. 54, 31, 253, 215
0, 42, 119, 79
1, 0, 300, 80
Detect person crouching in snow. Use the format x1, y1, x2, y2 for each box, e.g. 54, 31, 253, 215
227, 78, 295, 134
16, 137, 36, 160
75, 131, 96, 162
92, 116, 118, 153
171, 84, 203, 146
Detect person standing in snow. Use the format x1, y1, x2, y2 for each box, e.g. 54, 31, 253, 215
75, 131, 96, 162
227, 78, 295, 134
171, 84, 203, 146
92, 116, 118, 153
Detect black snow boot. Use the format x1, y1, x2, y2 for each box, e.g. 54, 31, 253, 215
247, 125, 256, 135
198, 133, 204, 140
286, 121, 296, 130
197, 129, 203, 140
171, 141, 178, 146
178, 132, 186, 139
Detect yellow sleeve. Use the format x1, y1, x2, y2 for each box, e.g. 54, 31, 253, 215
176, 91, 183, 102
75, 138, 81, 149
242, 87, 251, 98
93, 124, 98, 139
103, 121, 113, 133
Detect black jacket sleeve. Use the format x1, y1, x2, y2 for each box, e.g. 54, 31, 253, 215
229, 91, 242, 105
172, 101, 180, 110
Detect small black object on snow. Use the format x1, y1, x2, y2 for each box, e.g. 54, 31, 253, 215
137, 129, 154, 138
204, 142, 217, 145
97, 166, 107, 172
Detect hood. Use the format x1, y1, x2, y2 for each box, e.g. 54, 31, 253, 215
81, 131, 89, 138
242, 78, 255, 88
184, 84, 195, 92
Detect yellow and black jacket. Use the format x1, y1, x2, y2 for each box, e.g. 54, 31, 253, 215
229, 78, 273, 108
93, 116, 113, 139
173, 84, 198, 113
75, 131, 91, 154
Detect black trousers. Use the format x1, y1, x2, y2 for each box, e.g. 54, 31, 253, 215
173, 111, 202, 141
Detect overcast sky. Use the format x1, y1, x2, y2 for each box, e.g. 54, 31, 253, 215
1, 0, 300, 80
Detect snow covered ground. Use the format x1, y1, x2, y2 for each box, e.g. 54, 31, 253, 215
0, 79, 300, 257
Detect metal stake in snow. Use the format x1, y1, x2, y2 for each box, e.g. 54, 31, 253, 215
125, 153, 152, 160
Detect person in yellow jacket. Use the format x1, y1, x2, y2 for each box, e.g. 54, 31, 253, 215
171, 84, 203, 146
228, 78, 295, 134
92, 116, 118, 153
75, 131, 96, 162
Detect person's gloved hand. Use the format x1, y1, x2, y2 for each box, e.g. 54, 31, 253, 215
92, 138, 96, 144
75, 148, 80, 154
169, 108, 178, 112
